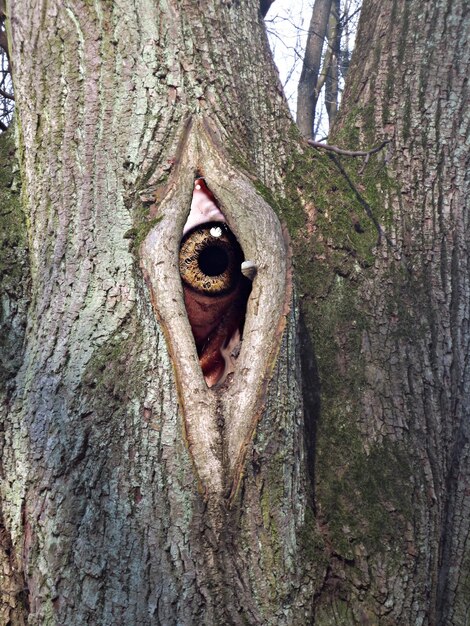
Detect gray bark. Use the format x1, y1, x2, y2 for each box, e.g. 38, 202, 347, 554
324, 0, 340, 127
2, 1, 319, 625
309, 0, 470, 623
1, 0, 469, 625
296, 0, 333, 138
0, 128, 29, 626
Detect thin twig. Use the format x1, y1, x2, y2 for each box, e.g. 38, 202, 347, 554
0, 87, 13, 100
339, 6, 361, 28
308, 139, 390, 158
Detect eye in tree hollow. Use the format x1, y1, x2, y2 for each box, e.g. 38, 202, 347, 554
179, 178, 252, 388
140, 119, 291, 498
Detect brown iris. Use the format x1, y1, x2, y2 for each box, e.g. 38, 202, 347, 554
179, 222, 243, 296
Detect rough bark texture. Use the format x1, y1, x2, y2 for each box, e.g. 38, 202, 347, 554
1, 0, 469, 625
303, 0, 470, 624
3, 1, 320, 625
0, 128, 29, 626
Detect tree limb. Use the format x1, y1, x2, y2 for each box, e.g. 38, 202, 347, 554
308, 139, 389, 157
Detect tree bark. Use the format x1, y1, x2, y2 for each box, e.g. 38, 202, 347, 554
307, 0, 470, 624
0, 128, 29, 626
2, 0, 469, 625
324, 0, 340, 128
3, 1, 319, 625
296, 0, 333, 138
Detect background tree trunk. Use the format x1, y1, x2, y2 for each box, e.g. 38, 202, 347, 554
324, 0, 340, 128
303, 0, 470, 623
296, 0, 333, 138
1, 0, 469, 625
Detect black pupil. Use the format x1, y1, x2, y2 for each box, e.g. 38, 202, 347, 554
198, 245, 229, 277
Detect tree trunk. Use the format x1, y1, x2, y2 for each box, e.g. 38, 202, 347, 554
3, 1, 319, 625
1, 0, 469, 625
296, 0, 333, 138
307, 0, 470, 624
324, 0, 340, 128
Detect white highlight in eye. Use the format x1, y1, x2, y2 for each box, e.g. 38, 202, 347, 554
210, 226, 223, 238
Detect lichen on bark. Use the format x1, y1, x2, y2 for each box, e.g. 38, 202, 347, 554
3, 0, 470, 624
3, 1, 321, 624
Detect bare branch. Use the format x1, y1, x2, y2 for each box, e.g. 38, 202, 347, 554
307, 139, 389, 157
339, 5, 361, 28
0, 86, 13, 100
